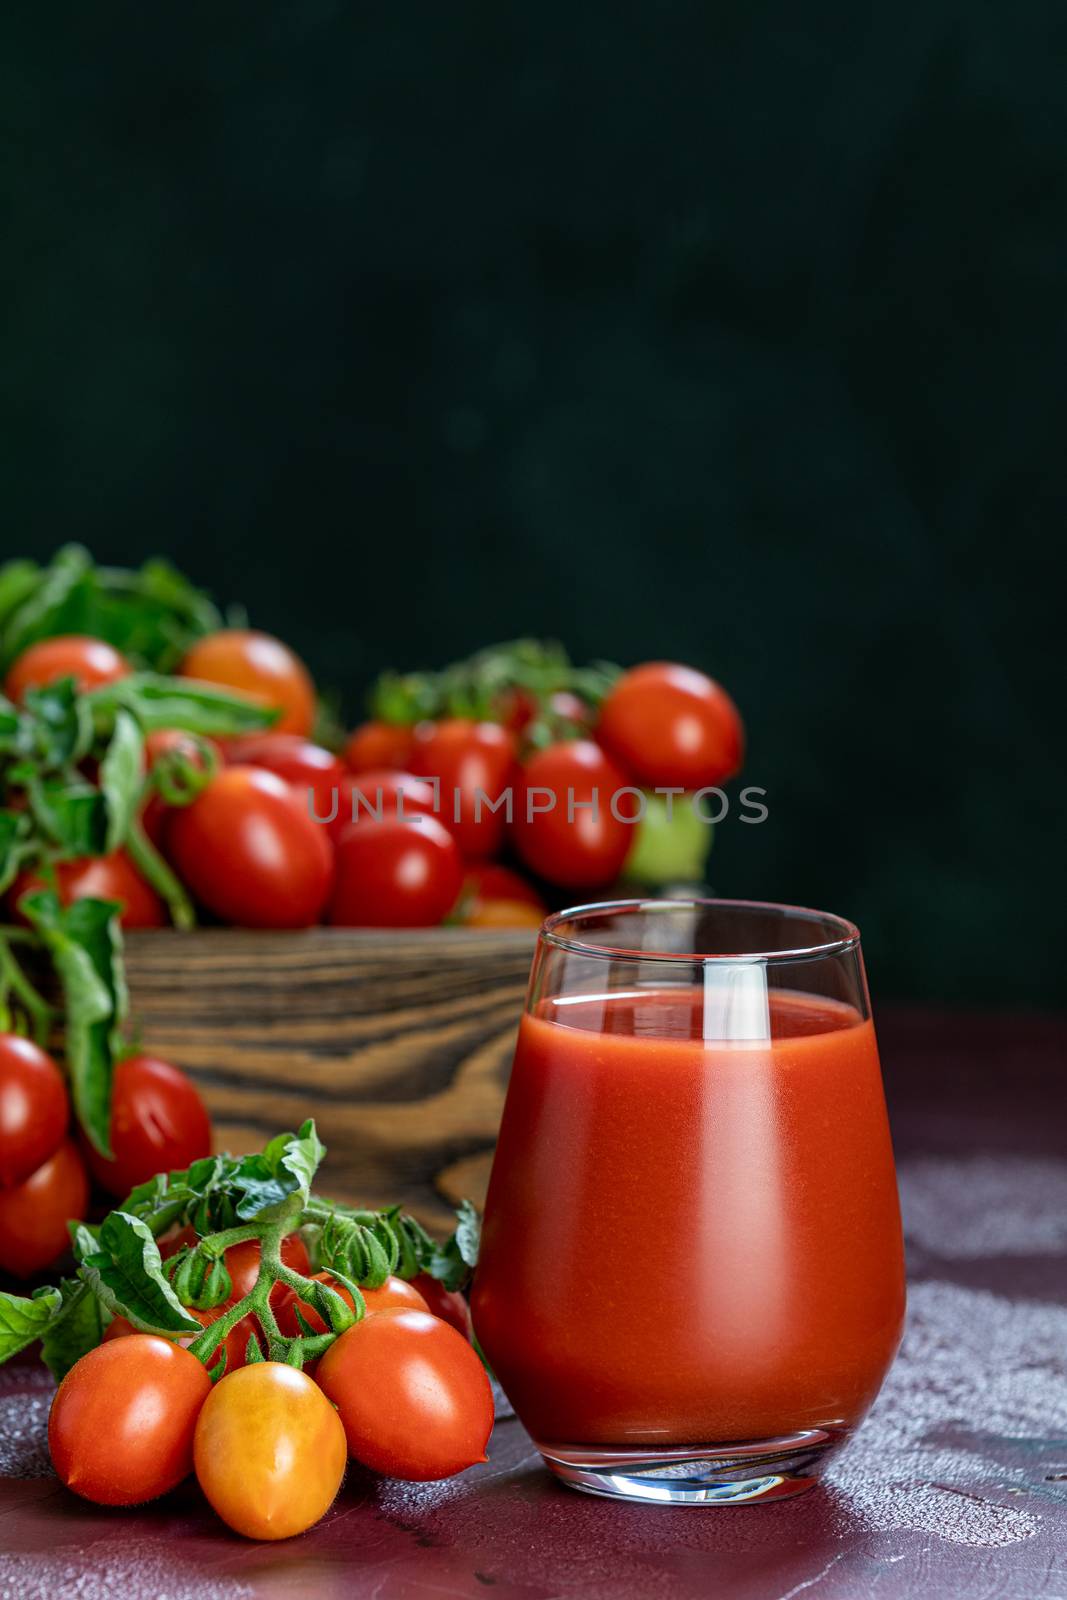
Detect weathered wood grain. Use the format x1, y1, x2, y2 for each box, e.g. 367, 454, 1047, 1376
123, 928, 536, 1231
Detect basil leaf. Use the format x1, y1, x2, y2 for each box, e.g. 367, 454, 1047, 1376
78, 1211, 201, 1334
0, 1286, 62, 1363
90, 674, 278, 737
100, 709, 144, 852
0, 808, 32, 895
22, 892, 126, 1154
0, 544, 92, 671
39, 1280, 104, 1381
21, 678, 93, 770
32, 782, 108, 856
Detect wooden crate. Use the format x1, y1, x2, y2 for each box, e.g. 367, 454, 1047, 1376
123, 927, 536, 1232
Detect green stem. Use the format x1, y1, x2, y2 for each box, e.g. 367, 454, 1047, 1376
196, 1222, 261, 1258
124, 815, 196, 930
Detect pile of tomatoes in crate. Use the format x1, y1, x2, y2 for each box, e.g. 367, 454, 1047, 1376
4, 623, 745, 934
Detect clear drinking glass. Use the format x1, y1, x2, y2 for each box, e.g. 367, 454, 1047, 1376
471, 899, 906, 1505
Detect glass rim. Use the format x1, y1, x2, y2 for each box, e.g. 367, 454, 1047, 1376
539, 897, 862, 965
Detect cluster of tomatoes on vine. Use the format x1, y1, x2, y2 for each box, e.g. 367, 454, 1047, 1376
3, 627, 746, 933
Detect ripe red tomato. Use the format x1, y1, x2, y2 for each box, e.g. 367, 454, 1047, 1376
410, 720, 516, 859
82, 1055, 211, 1198
597, 662, 744, 788
0, 1139, 89, 1277
9, 851, 166, 930
194, 1362, 347, 1539
4, 635, 131, 702
168, 766, 334, 928
317, 1308, 493, 1480
0, 1035, 69, 1189
344, 720, 415, 774
103, 1303, 265, 1370
49, 1335, 211, 1505
410, 1274, 473, 1339
512, 740, 639, 888
329, 768, 437, 842
223, 1232, 312, 1299
181, 630, 316, 737
222, 732, 344, 821
329, 815, 463, 928
276, 1270, 429, 1339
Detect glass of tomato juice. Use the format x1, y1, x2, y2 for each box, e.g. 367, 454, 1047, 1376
471, 899, 906, 1505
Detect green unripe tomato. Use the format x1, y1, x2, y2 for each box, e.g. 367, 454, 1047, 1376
623, 792, 714, 886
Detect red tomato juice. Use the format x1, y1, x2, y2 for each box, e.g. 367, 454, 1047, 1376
472, 988, 906, 1448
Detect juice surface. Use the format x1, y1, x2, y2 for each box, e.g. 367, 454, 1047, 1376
472, 987, 906, 1448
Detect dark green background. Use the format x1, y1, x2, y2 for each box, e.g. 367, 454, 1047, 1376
5, 5, 1064, 1005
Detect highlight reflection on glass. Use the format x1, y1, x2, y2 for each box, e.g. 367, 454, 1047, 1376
472, 899, 906, 1506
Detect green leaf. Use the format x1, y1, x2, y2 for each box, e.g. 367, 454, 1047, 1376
0, 559, 42, 636
20, 678, 93, 770
233, 1120, 324, 1221
78, 1211, 201, 1335
0, 1286, 61, 1363
90, 674, 278, 737
0, 545, 93, 671
99, 709, 145, 852
39, 1280, 104, 1381
0, 808, 32, 895
453, 1199, 481, 1269
31, 781, 108, 856
22, 892, 126, 1154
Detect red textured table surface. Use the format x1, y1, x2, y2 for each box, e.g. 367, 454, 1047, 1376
2, 1008, 1066, 1600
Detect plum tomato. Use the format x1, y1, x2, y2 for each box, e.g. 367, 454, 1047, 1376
329, 815, 463, 928
0, 1138, 89, 1278
223, 1231, 312, 1298
4, 635, 131, 702
180, 630, 316, 737
410, 1274, 473, 1339
317, 1308, 493, 1481
410, 720, 516, 859
597, 662, 744, 789
222, 732, 344, 825
512, 740, 639, 888
8, 851, 166, 929
0, 1034, 69, 1190
49, 1335, 211, 1506
330, 768, 438, 841
168, 766, 334, 928
194, 1362, 347, 1539
82, 1055, 211, 1199
343, 720, 415, 774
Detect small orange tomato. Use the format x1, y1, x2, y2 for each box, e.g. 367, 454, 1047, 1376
194, 1362, 347, 1539
181, 629, 316, 737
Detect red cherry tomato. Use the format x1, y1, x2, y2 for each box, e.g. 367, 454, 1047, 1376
180, 630, 316, 737
0, 1034, 69, 1189
328, 768, 438, 842
168, 767, 334, 928
512, 740, 639, 888
410, 720, 516, 859
82, 1055, 211, 1199
317, 1308, 494, 1481
222, 733, 344, 824
597, 662, 744, 788
344, 720, 415, 774
49, 1336, 211, 1506
410, 1274, 473, 1339
329, 815, 463, 927
465, 863, 544, 909
9, 851, 166, 930
0, 1139, 89, 1277
4, 635, 131, 702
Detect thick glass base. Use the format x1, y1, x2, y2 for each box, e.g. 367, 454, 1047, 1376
538, 1428, 845, 1506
